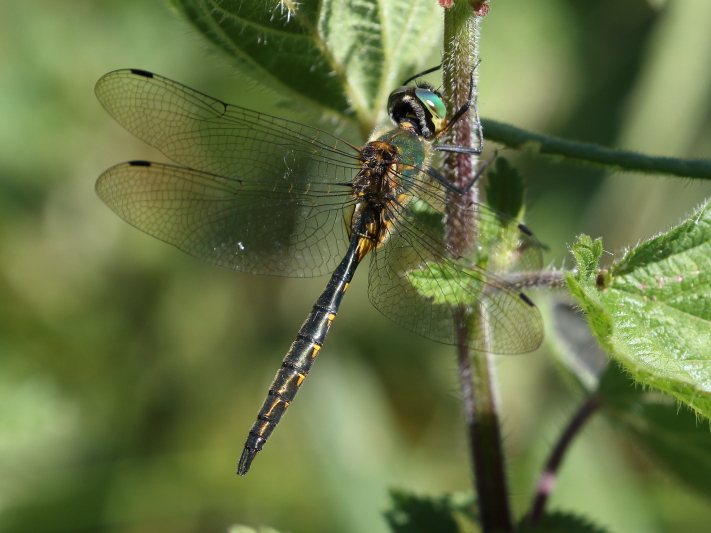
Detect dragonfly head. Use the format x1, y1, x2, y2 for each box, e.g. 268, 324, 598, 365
387, 82, 447, 139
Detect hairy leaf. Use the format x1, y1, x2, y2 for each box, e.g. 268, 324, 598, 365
569, 201, 711, 419
169, 0, 441, 132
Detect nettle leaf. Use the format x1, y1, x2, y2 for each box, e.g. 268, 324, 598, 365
408, 263, 477, 306
570, 235, 604, 282
384, 490, 477, 533
169, 0, 441, 131
569, 200, 711, 419
519, 511, 609, 533
566, 237, 614, 343
600, 363, 711, 499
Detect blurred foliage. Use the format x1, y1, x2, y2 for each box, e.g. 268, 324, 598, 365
1, 1, 711, 533
384, 490, 478, 533
485, 157, 525, 219
599, 362, 711, 500
228, 526, 283, 533
519, 511, 609, 533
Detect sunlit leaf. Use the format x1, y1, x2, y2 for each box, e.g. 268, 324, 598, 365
408, 263, 477, 306
568, 201, 711, 419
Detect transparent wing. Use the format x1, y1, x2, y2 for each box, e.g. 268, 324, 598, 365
96, 69, 544, 351
97, 161, 352, 277
367, 176, 544, 353
95, 69, 366, 276
95, 69, 362, 181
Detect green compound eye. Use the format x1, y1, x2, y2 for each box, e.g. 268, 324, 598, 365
415, 88, 447, 122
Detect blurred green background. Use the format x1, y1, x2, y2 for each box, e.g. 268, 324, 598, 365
1, 0, 711, 532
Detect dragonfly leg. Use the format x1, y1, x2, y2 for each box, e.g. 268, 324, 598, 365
402, 64, 442, 86
425, 150, 497, 197
433, 60, 483, 149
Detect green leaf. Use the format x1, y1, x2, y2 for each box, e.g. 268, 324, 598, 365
485, 157, 525, 220
169, 0, 441, 132
600, 362, 711, 499
569, 201, 711, 419
408, 263, 480, 306
565, 237, 614, 346
570, 235, 603, 282
519, 511, 609, 533
384, 490, 477, 533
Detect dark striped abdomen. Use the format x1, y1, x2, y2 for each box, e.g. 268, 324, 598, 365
237, 233, 366, 475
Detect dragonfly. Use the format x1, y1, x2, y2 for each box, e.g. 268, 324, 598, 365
95, 67, 544, 475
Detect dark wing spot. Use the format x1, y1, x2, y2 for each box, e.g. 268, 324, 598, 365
130, 69, 154, 78
518, 223, 533, 236
128, 160, 152, 167
519, 292, 535, 307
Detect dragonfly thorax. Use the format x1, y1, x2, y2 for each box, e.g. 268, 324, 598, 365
345, 139, 406, 249
353, 140, 402, 206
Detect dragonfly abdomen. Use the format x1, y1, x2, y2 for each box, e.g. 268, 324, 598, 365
237, 231, 367, 476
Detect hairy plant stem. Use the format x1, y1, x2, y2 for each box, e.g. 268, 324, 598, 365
499, 270, 568, 292
527, 394, 602, 527
482, 118, 711, 180
455, 329, 513, 532
442, 3, 513, 531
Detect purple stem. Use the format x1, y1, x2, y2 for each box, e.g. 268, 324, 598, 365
527, 394, 602, 527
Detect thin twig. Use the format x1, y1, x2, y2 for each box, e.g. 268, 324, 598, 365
482, 119, 711, 180
527, 394, 602, 528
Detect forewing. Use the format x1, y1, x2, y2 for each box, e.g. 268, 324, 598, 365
94, 69, 361, 183
97, 161, 351, 277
